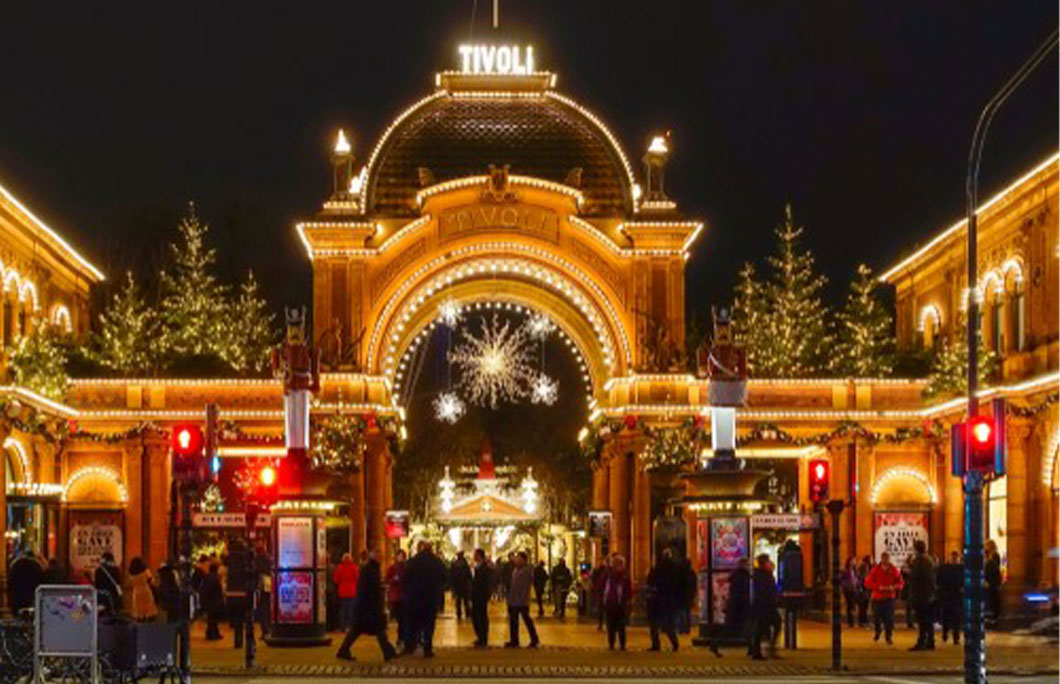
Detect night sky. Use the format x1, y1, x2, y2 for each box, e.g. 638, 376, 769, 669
0, 2, 1056, 318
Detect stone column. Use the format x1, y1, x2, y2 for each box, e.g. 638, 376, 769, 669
348, 467, 366, 556
631, 460, 651, 585
142, 435, 171, 570
944, 437, 964, 557
1003, 417, 1033, 611
607, 446, 631, 563
855, 444, 875, 561
930, 440, 947, 556
363, 432, 389, 555
32, 439, 57, 558
123, 438, 145, 566
828, 440, 852, 569
797, 457, 814, 580
590, 457, 610, 564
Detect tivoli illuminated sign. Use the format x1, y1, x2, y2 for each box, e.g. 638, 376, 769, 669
458, 44, 536, 75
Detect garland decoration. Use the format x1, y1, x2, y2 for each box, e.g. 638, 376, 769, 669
310, 412, 404, 475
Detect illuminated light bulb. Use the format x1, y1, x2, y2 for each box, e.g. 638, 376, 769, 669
334, 129, 352, 155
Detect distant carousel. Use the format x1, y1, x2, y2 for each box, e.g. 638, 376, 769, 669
431, 439, 544, 558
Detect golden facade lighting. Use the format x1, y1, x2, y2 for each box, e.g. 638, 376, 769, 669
3, 437, 30, 483
62, 466, 128, 503
871, 467, 937, 505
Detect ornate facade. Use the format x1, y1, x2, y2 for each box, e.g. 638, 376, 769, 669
0, 49, 1056, 615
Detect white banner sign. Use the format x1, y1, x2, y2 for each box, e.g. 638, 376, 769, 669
752, 513, 818, 530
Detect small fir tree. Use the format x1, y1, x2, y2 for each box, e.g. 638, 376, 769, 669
224, 270, 276, 373
924, 320, 999, 399
733, 204, 832, 377
92, 272, 162, 375
7, 322, 68, 400
159, 204, 230, 359
834, 264, 895, 376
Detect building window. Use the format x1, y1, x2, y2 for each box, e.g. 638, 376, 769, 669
2, 300, 11, 346
1013, 288, 1025, 351
986, 476, 1007, 569
991, 297, 1003, 352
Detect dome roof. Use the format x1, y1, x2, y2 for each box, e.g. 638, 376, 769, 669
365, 91, 635, 216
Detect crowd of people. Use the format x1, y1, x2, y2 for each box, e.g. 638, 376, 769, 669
840, 540, 1006, 648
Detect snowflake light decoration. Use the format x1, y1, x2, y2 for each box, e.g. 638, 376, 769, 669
438, 299, 463, 327
433, 392, 466, 424
449, 314, 537, 408
527, 312, 557, 339
530, 373, 559, 405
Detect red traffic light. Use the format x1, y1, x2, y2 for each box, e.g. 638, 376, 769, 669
970, 418, 993, 445
259, 464, 277, 487
171, 424, 204, 456
809, 458, 830, 504
951, 398, 1007, 477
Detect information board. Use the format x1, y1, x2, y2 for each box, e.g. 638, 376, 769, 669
277, 517, 313, 568
275, 571, 313, 623
36, 585, 97, 656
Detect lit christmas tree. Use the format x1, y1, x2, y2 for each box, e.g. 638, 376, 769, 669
159, 203, 231, 359
734, 204, 832, 377
834, 264, 895, 376
92, 271, 162, 375
224, 270, 276, 373
7, 322, 68, 400
923, 316, 999, 398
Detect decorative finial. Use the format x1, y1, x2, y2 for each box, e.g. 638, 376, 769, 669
642, 131, 672, 202
330, 128, 354, 200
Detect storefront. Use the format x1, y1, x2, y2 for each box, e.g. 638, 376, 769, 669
870, 466, 936, 566
59, 465, 129, 579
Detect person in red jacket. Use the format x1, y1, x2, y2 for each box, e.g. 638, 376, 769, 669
864, 551, 903, 644
334, 553, 360, 631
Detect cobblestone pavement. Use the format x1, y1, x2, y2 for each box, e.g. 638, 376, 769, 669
192, 677, 1059, 684
187, 605, 1058, 679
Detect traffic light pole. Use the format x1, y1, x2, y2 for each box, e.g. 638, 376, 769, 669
962, 28, 1056, 684
244, 501, 259, 670
177, 482, 194, 684
826, 499, 845, 672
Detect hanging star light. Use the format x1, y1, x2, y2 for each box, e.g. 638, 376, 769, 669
438, 298, 463, 327
527, 312, 557, 339
433, 391, 466, 423
530, 373, 559, 405
449, 314, 537, 408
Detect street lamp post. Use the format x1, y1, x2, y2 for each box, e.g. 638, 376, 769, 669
961, 27, 1057, 684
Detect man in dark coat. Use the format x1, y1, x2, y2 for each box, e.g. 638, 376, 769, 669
646, 548, 679, 651
908, 540, 936, 651
449, 551, 472, 620
936, 550, 963, 645
471, 548, 493, 647
710, 557, 750, 656
550, 559, 573, 618
532, 561, 549, 618
93, 551, 123, 614
9, 550, 44, 612
336, 549, 397, 661
200, 562, 226, 641
749, 554, 779, 660
402, 541, 448, 657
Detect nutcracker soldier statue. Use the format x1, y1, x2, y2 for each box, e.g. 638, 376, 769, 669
698, 306, 747, 461
271, 307, 320, 472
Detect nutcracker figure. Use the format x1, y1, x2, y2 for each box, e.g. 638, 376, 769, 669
700, 307, 747, 460
271, 307, 320, 460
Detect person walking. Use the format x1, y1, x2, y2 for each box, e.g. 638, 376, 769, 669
471, 548, 493, 647
856, 555, 873, 627
646, 549, 679, 652
157, 562, 181, 623
499, 553, 514, 600
334, 553, 360, 631
200, 562, 226, 641
126, 557, 159, 622
602, 555, 632, 650
385, 550, 408, 649
505, 551, 540, 648
984, 540, 1003, 626
94, 551, 124, 615
403, 541, 447, 657
591, 558, 609, 631
550, 558, 573, 618
450, 551, 473, 620
841, 557, 860, 628
748, 554, 780, 660
907, 540, 936, 651
709, 556, 750, 657
336, 549, 397, 662
9, 550, 44, 613
532, 561, 549, 618
936, 550, 963, 645
42, 557, 68, 585
253, 544, 272, 639
865, 551, 903, 644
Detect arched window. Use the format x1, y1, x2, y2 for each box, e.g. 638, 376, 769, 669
990, 293, 1003, 352
1002, 259, 1026, 352
919, 305, 942, 349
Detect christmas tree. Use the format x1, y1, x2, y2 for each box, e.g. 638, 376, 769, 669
833, 264, 895, 376
7, 321, 68, 400
159, 204, 231, 360
224, 270, 276, 373
92, 272, 162, 375
733, 204, 832, 377
923, 317, 999, 398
